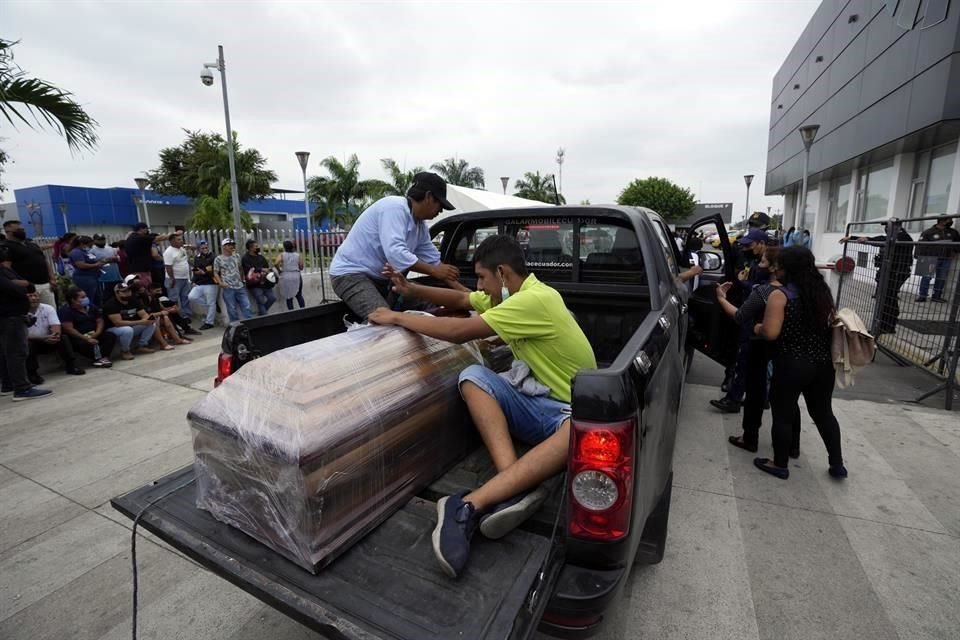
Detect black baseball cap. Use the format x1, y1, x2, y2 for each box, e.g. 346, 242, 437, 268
132, 222, 149, 231
411, 172, 455, 211
748, 212, 771, 228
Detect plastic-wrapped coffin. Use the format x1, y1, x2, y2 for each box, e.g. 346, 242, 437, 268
187, 323, 489, 573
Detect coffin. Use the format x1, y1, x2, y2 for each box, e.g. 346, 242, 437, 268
188, 324, 499, 572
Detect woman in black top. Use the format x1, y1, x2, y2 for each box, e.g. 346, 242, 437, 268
752, 247, 847, 480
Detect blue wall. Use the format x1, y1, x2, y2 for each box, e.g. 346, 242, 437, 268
12, 184, 318, 237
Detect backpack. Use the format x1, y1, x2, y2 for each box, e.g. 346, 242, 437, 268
831, 308, 876, 388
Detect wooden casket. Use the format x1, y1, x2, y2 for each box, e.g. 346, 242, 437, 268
187, 324, 493, 573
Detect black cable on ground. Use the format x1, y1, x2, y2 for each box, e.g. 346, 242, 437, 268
130, 476, 196, 640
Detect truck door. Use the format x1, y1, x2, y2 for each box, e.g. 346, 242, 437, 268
683, 214, 738, 367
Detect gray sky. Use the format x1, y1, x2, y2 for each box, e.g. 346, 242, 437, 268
3, 0, 819, 222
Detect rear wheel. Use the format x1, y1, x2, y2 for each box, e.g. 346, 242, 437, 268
634, 473, 672, 565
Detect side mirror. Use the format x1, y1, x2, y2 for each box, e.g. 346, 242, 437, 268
698, 251, 723, 272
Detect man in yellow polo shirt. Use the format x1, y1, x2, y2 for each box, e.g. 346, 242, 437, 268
368, 234, 596, 578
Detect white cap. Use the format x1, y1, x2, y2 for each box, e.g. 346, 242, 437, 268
221, 238, 236, 246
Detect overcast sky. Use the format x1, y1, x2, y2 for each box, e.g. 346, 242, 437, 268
3, 0, 819, 222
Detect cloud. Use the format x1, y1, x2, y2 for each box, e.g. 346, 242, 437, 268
2, 0, 819, 220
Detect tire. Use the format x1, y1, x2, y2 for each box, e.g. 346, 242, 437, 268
634, 474, 673, 565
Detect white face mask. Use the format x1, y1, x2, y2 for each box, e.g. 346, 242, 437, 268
499, 271, 510, 302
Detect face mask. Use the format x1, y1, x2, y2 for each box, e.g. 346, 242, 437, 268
79, 298, 91, 309
255, 248, 261, 254
499, 271, 510, 302
12, 229, 27, 241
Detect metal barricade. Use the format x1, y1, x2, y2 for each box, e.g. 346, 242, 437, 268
837, 216, 960, 409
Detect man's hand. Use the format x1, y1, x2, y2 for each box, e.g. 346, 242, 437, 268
431, 263, 460, 282
689, 265, 704, 277
84, 335, 98, 345
382, 264, 414, 297
716, 282, 732, 300
367, 307, 400, 326
44, 334, 61, 344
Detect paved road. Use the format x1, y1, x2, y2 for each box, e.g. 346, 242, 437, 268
1, 336, 958, 639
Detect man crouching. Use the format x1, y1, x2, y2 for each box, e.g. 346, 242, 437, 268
368, 234, 596, 578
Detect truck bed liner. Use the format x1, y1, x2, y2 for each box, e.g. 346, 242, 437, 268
112, 466, 551, 640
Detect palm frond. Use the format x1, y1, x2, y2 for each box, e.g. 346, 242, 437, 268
0, 74, 98, 152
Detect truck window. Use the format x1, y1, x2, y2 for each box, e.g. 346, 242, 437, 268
579, 223, 645, 284
517, 222, 574, 282
453, 224, 499, 266
651, 219, 679, 275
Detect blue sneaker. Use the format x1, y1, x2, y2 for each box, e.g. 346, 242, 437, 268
12, 387, 52, 402
432, 494, 479, 578
479, 485, 548, 540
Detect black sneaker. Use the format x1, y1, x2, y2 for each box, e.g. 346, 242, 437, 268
184, 326, 202, 336
916, 296, 928, 303
432, 494, 479, 578
66, 367, 86, 376
479, 486, 548, 539
829, 464, 848, 479
710, 398, 742, 414
199, 323, 215, 331
13, 387, 53, 402
28, 373, 45, 385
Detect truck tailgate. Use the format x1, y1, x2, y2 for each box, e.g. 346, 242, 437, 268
111, 466, 552, 640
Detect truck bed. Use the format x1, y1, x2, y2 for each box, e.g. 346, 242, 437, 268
112, 463, 554, 640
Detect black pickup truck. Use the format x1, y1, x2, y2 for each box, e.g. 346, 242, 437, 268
112, 206, 736, 639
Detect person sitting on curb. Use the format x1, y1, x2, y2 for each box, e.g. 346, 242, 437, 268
25, 284, 86, 382
103, 282, 158, 360
58, 286, 114, 368
368, 234, 596, 578
146, 282, 192, 346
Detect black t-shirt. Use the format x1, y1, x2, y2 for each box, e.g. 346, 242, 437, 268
2, 239, 50, 284
241, 253, 270, 288
1, 265, 30, 317
103, 297, 146, 328
58, 304, 102, 334
193, 252, 216, 285
125, 233, 155, 272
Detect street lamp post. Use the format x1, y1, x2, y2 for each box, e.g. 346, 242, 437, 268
797, 124, 820, 232
202, 45, 244, 242
500, 176, 509, 195
134, 177, 151, 228
556, 148, 565, 196
743, 174, 754, 222
296, 151, 326, 302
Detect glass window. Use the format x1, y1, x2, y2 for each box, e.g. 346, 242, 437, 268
517, 222, 574, 282
453, 224, 498, 266
923, 144, 955, 216
580, 223, 645, 285
861, 159, 894, 221
826, 177, 851, 233
799, 186, 819, 230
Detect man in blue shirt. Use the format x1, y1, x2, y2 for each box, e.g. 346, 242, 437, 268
329, 172, 460, 319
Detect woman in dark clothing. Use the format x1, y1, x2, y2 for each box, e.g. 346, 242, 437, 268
752, 246, 847, 480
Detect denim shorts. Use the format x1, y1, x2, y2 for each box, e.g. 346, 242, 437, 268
458, 364, 571, 445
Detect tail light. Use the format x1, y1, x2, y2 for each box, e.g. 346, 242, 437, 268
214, 352, 233, 387
568, 418, 634, 541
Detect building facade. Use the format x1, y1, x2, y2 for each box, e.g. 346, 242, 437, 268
9, 184, 315, 238
766, 0, 960, 262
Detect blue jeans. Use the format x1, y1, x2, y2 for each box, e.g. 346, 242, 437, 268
188, 284, 220, 325
108, 323, 156, 352
167, 278, 192, 318
221, 287, 253, 322
458, 364, 570, 445
918, 257, 951, 299
248, 286, 276, 316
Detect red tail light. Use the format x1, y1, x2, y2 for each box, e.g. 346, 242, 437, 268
214, 352, 233, 387
568, 418, 634, 541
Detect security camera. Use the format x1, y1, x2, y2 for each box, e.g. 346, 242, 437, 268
200, 68, 215, 86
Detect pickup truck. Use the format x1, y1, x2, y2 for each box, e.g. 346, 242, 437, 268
112, 205, 736, 639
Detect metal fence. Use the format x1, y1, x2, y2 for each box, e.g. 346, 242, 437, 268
36, 227, 347, 303
836, 216, 960, 409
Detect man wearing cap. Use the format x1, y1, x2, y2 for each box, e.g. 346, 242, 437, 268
188, 240, 219, 329
329, 172, 461, 319
213, 238, 253, 322
125, 223, 176, 289
711, 228, 770, 414
2, 219, 59, 307
90, 234, 122, 305
103, 282, 157, 360
915, 216, 960, 303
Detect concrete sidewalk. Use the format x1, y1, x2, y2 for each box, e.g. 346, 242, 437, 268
2, 341, 959, 640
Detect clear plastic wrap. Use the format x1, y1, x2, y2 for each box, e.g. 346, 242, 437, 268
188, 323, 496, 573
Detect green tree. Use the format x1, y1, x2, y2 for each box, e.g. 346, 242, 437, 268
512, 171, 565, 204
430, 157, 485, 189
380, 158, 424, 196
145, 129, 277, 202
187, 183, 254, 231
307, 154, 390, 226
0, 39, 99, 193
617, 177, 696, 221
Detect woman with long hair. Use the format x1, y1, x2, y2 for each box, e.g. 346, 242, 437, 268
752, 246, 846, 480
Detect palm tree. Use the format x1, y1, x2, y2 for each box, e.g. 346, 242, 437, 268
0, 39, 98, 152
307, 154, 390, 226
430, 157, 485, 189
513, 171, 565, 204
380, 158, 424, 196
